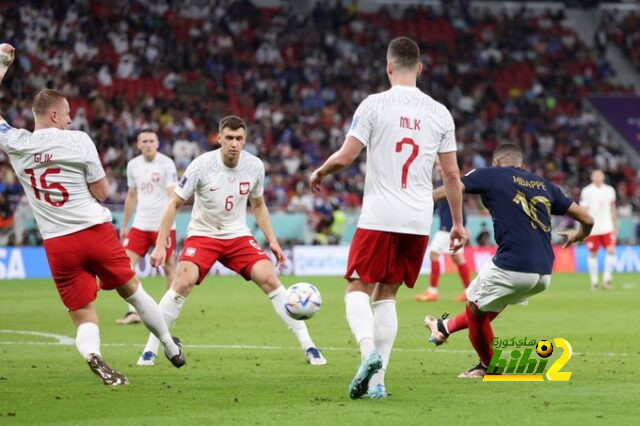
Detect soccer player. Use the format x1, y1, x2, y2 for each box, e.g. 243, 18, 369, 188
137, 115, 327, 366
310, 37, 466, 399
117, 129, 178, 324
415, 166, 470, 302
580, 170, 617, 290
0, 44, 184, 386
424, 144, 593, 378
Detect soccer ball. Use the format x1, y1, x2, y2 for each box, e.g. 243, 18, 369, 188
536, 340, 554, 358
284, 283, 322, 320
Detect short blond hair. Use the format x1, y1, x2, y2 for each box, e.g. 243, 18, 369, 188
32, 89, 67, 116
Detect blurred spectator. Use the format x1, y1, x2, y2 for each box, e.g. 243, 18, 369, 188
476, 222, 491, 246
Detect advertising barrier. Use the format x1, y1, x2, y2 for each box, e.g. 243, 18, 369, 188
3, 245, 640, 280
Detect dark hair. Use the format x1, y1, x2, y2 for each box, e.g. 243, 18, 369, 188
387, 37, 420, 69
32, 89, 67, 115
136, 128, 157, 139
218, 115, 247, 133
493, 143, 523, 163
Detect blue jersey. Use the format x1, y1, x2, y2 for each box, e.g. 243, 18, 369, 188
461, 167, 573, 274
436, 200, 466, 231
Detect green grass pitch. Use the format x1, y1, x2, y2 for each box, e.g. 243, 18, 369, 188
1, 273, 639, 425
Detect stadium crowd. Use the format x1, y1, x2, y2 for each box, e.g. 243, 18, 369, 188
600, 7, 640, 71
0, 0, 638, 244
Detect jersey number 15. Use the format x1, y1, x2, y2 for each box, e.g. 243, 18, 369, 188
24, 168, 70, 207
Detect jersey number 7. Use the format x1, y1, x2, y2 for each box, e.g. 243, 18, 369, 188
24, 168, 70, 207
395, 138, 419, 189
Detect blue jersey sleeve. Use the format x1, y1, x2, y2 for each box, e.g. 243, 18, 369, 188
461, 168, 490, 194
550, 184, 573, 215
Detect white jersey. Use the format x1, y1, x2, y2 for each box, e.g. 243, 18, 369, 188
174, 149, 264, 239
347, 85, 457, 235
580, 183, 616, 236
127, 153, 178, 231
0, 122, 111, 239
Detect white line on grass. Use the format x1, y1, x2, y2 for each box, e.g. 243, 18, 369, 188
0, 330, 639, 357
0, 329, 75, 344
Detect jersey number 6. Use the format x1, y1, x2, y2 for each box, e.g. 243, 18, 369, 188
24, 168, 70, 207
395, 138, 419, 189
225, 195, 234, 211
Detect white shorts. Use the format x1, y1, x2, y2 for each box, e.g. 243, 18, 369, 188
466, 260, 550, 312
430, 230, 464, 255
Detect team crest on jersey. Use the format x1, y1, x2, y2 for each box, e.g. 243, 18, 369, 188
185, 247, 196, 257
239, 181, 250, 195
151, 172, 160, 182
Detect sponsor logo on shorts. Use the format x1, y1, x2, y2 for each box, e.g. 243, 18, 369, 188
239, 181, 250, 195
185, 247, 197, 257
483, 337, 573, 382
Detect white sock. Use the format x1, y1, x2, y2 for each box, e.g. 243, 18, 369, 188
142, 289, 185, 355
127, 303, 136, 314
443, 319, 450, 334
126, 286, 181, 357
268, 286, 315, 350
427, 286, 438, 295
76, 322, 100, 360
368, 299, 398, 388
345, 291, 375, 359
587, 256, 599, 286
604, 254, 616, 283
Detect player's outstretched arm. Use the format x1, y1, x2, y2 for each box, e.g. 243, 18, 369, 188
433, 183, 467, 203
310, 136, 364, 192
438, 151, 468, 251
120, 187, 138, 240
151, 192, 185, 267
559, 202, 594, 248
0, 43, 16, 122
249, 195, 286, 268
89, 178, 109, 202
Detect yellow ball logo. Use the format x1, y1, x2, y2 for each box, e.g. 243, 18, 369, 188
536, 340, 554, 358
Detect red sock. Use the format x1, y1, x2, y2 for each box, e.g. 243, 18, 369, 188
446, 312, 468, 334
430, 260, 440, 288
457, 263, 471, 288
446, 310, 497, 335
466, 304, 494, 366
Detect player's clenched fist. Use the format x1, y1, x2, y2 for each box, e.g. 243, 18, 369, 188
309, 169, 324, 193
150, 245, 167, 268
0, 43, 15, 68
449, 224, 468, 253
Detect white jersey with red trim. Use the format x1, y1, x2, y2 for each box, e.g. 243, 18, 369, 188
346, 85, 457, 236
174, 149, 264, 239
580, 183, 616, 236
0, 122, 111, 239
127, 153, 178, 231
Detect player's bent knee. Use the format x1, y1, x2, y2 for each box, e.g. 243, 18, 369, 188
115, 276, 140, 299
345, 279, 373, 295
